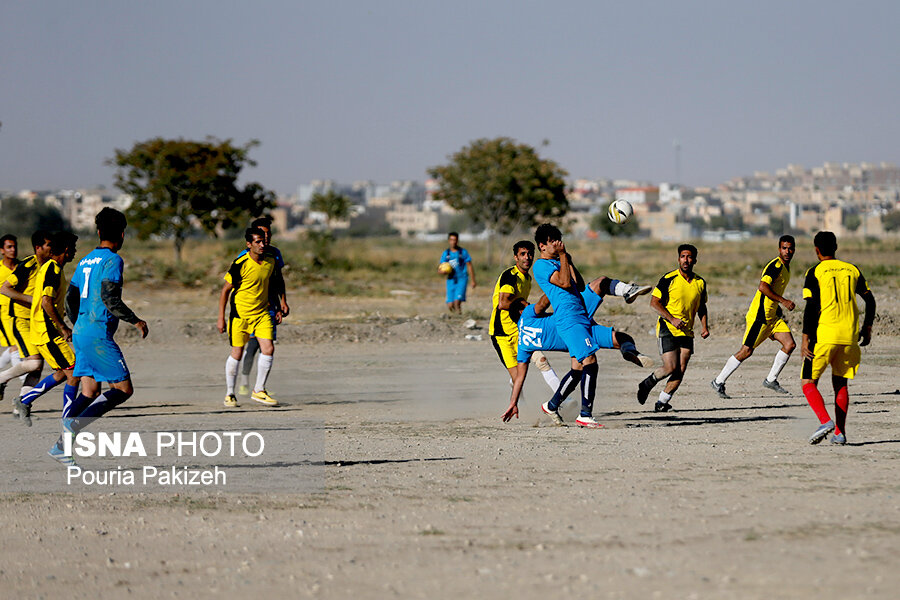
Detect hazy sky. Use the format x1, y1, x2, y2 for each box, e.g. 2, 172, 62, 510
2, 1, 899, 195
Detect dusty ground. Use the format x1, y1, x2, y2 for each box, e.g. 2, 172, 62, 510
1, 285, 899, 599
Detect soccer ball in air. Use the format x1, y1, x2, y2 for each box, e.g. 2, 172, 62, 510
607, 200, 633, 224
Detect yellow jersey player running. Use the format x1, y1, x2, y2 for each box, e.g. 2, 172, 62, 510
711, 235, 797, 398
637, 244, 709, 412
801, 231, 875, 446
218, 227, 283, 407
13, 232, 79, 427
490, 240, 561, 400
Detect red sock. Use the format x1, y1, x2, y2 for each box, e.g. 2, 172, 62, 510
803, 383, 831, 424
834, 386, 849, 435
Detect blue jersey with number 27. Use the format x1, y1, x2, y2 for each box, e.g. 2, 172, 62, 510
69, 247, 125, 339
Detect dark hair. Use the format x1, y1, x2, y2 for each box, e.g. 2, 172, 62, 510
31, 230, 51, 249
677, 243, 698, 258
0, 234, 16, 246
245, 227, 266, 243
251, 216, 272, 229
513, 240, 535, 255
814, 231, 837, 256
96, 208, 127, 242
48, 231, 78, 255
778, 234, 795, 246
534, 224, 562, 245
448, 232, 459, 239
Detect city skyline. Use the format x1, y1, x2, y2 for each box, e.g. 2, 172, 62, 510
2, 1, 900, 195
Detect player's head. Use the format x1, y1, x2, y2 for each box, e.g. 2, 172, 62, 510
447, 232, 459, 249
778, 234, 796, 263
251, 216, 273, 244
0, 234, 17, 262
512, 240, 535, 272
48, 231, 78, 264
245, 227, 267, 257
677, 243, 698, 273
813, 231, 837, 259
534, 224, 562, 257
31, 230, 52, 261
96, 208, 128, 248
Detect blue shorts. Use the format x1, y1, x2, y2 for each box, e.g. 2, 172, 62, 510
446, 277, 468, 303
72, 335, 130, 383
591, 324, 615, 349
558, 319, 598, 362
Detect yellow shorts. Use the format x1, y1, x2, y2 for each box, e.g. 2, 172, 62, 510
491, 334, 518, 369
229, 313, 274, 348
802, 342, 860, 380
9, 316, 38, 357
742, 317, 791, 349
0, 311, 13, 347
37, 336, 76, 371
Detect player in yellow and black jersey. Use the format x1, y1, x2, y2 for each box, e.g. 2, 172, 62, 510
637, 244, 709, 412
0, 235, 19, 372
489, 240, 560, 399
217, 227, 284, 408
801, 231, 876, 446
711, 236, 798, 398
12, 232, 80, 426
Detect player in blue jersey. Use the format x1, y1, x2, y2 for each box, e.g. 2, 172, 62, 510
238, 216, 289, 396
46, 208, 148, 466
439, 232, 476, 313
501, 276, 653, 423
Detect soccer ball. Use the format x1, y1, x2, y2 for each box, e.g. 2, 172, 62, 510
607, 200, 633, 224
438, 262, 453, 275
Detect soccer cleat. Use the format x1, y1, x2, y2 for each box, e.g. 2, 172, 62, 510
809, 420, 835, 445
575, 415, 603, 429
224, 394, 238, 408
48, 443, 77, 467
709, 379, 730, 399
237, 384, 250, 396
13, 397, 31, 427
624, 352, 654, 368
541, 401, 565, 426
251, 389, 278, 406
762, 379, 790, 394
637, 379, 653, 405
654, 401, 672, 413
831, 433, 847, 445
623, 283, 653, 304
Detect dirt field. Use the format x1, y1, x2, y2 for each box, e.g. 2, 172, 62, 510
2, 282, 899, 599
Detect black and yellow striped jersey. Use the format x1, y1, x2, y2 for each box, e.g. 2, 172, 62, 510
802, 259, 870, 345
652, 269, 707, 338
0, 261, 14, 318
746, 257, 790, 323
225, 253, 277, 320
489, 265, 531, 337
5, 255, 39, 320
30, 258, 66, 345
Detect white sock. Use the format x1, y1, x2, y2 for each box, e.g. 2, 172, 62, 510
239, 372, 250, 387
715, 355, 742, 384
766, 350, 791, 383
0, 348, 11, 371
20, 385, 33, 398
254, 354, 273, 393
613, 281, 631, 296
225, 356, 239, 395
659, 391, 673, 404
540, 367, 561, 392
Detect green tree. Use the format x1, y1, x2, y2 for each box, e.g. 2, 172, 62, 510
0, 197, 70, 238
428, 137, 568, 263
108, 137, 275, 262
309, 190, 352, 229
882, 209, 900, 232
591, 202, 639, 237
844, 213, 862, 232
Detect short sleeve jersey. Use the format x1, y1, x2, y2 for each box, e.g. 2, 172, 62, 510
236, 246, 285, 311
440, 248, 471, 280
802, 259, 869, 345
30, 258, 66, 345
652, 269, 708, 338
489, 265, 531, 337
69, 247, 126, 339
532, 258, 591, 328
5, 256, 40, 320
225, 253, 277, 319
0, 261, 15, 318
747, 257, 790, 323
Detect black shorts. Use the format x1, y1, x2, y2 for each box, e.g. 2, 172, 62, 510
658, 330, 694, 355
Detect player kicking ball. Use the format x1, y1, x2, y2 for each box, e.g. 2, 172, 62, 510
218, 227, 283, 407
